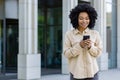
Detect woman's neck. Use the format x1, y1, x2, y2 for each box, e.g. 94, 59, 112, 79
78, 27, 86, 33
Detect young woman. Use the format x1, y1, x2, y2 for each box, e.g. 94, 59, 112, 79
63, 3, 103, 80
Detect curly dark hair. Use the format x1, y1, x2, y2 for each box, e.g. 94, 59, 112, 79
69, 3, 98, 29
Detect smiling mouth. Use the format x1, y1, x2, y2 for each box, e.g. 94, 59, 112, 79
81, 24, 88, 27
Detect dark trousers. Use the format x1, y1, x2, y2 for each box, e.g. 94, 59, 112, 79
70, 73, 98, 80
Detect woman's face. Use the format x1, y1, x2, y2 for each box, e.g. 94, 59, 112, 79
78, 12, 90, 29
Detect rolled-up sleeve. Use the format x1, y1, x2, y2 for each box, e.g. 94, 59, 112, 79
63, 31, 83, 59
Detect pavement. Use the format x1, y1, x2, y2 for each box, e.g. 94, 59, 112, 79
41, 69, 120, 80
0, 69, 120, 80
98, 69, 120, 80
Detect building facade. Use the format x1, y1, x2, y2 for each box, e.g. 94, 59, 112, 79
0, 0, 120, 79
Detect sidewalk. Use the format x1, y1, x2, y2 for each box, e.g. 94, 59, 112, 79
41, 69, 120, 80
98, 69, 120, 80
0, 69, 120, 80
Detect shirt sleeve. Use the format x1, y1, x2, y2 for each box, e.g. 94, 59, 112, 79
88, 31, 103, 57
63, 31, 83, 59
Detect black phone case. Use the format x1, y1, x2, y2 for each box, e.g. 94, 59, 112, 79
83, 35, 90, 40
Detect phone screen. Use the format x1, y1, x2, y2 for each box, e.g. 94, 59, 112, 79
83, 35, 90, 40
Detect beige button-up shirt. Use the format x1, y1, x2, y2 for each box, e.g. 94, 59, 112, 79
63, 28, 103, 79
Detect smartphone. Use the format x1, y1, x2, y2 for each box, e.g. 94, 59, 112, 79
83, 35, 90, 40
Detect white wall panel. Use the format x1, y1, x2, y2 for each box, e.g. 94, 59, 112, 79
5, 0, 18, 19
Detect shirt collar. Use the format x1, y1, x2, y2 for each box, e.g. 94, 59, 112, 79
74, 28, 90, 34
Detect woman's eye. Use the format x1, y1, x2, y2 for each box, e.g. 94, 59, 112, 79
86, 18, 89, 20
79, 18, 89, 20
79, 18, 84, 20
79, 17, 89, 20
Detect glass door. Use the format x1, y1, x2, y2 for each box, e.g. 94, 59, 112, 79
5, 19, 18, 72
0, 19, 18, 73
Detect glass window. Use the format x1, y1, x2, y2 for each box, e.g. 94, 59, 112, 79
38, 0, 62, 75
106, 0, 117, 68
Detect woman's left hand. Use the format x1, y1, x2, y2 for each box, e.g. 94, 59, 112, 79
84, 39, 92, 49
